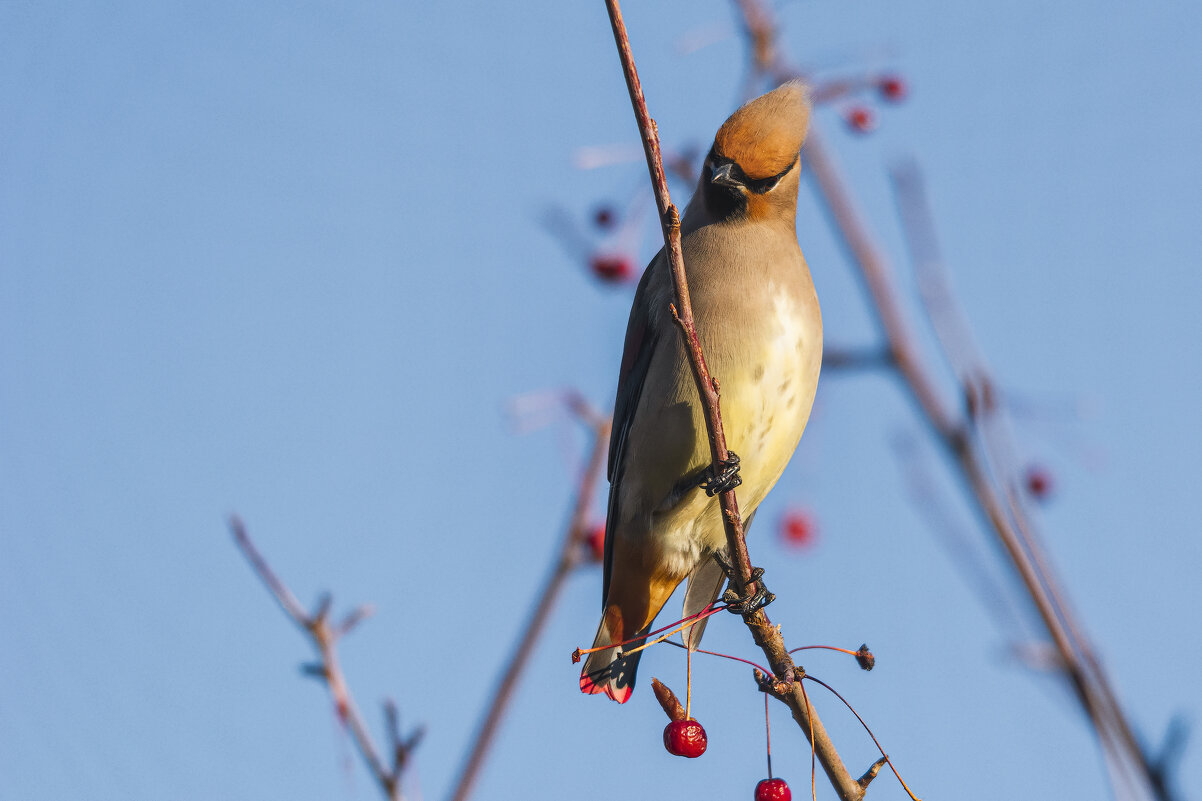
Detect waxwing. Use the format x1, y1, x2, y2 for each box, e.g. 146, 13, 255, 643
581, 81, 822, 703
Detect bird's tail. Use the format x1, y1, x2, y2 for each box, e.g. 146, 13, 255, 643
680, 556, 728, 650
579, 607, 648, 704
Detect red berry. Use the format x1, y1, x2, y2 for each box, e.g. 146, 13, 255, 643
593, 206, 616, 229
844, 105, 876, 134
1025, 465, 1053, 500
663, 719, 707, 758
779, 509, 816, 548
878, 74, 907, 102
755, 778, 792, 801
589, 253, 634, 283
586, 523, 606, 562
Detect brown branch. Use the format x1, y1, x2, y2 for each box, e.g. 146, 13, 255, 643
604, 0, 757, 623
889, 162, 1165, 800
723, 2, 1172, 798
858, 756, 889, 790
231, 517, 415, 801
448, 407, 611, 801
805, 128, 963, 437
603, 3, 865, 799
889, 431, 1028, 637
888, 160, 988, 386
808, 113, 1164, 800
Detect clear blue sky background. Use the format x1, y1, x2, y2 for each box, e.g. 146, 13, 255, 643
2, 2, 1199, 800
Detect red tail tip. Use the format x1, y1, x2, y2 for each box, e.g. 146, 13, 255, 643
579, 673, 632, 704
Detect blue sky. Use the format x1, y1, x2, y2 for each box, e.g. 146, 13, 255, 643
2, 2, 1199, 799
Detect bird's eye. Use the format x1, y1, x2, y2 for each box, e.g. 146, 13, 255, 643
745, 161, 795, 194
746, 175, 782, 194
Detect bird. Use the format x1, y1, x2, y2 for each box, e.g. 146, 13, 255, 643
580, 81, 823, 703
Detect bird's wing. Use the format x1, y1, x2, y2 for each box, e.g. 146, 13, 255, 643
603, 251, 665, 603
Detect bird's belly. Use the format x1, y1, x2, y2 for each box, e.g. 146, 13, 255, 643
646, 316, 819, 572
723, 342, 814, 514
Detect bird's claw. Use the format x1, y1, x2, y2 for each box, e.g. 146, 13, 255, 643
699, 452, 742, 497
722, 566, 775, 615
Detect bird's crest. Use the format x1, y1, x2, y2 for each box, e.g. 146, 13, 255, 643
713, 80, 811, 180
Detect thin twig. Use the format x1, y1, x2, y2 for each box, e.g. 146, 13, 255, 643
448, 408, 611, 801
231, 517, 309, 623
804, 675, 919, 801
602, 3, 866, 798
603, 0, 756, 600
231, 517, 413, 801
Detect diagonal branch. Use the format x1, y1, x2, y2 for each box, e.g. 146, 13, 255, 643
888, 162, 1165, 800
602, 3, 867, 799
602, 0, 756, 603
724, 1, 1169, 796
806, 102, 1158, 801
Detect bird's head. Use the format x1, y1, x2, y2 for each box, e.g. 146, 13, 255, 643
700, 80, 811, 223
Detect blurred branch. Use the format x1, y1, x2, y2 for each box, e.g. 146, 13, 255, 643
888, 160, 987, 386
722, 1, 1174, 797
449, 403, 611, 801
1148, 716, 1189, 801
231, 517, 417, 801
889, 431, 1027, 637
822, 345, 893, 372
889, 161, 1170, 801
811, 89, 1155, 801
603, 2, 869, 798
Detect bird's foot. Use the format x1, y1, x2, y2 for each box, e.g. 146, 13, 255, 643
699, 452, 742, 497
723, 566, 775, 614
711, 556, 775, 615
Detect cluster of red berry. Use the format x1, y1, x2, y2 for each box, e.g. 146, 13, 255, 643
588, 252, 634, 283
654, 678, 792, 797
587, 205, 636, 284
842, 73, 908, 135
663, 718, 793, 798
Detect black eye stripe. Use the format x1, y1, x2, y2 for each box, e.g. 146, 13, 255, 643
746, 161, 794, 194
706, 148, 795, 194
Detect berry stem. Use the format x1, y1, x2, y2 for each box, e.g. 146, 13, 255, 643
663, 639, 771, 674
764, 692, 774, 779
685, 639, 693, 720
800, 680, 816, 801
574, 603, 722, 658
804, 675, 921, 801
788, 644, 859, 657
609, 605, 724, 658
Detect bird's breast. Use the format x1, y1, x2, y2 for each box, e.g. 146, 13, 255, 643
716, 280, 821, 514
618, 227, 821, 570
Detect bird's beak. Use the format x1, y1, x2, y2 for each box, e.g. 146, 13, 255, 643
710, 162, 742, 189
